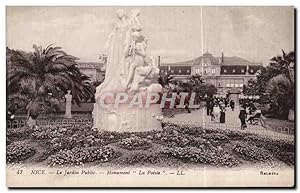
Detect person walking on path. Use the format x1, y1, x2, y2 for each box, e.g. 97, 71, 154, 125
220, 103, 226, 123
206, 98, 213, 116
213, 104, 220, 123
238, 105, 247, 129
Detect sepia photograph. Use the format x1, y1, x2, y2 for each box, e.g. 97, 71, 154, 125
5, 5, 295, 188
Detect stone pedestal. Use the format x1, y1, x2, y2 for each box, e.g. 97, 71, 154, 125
27, 117, 36, 127
93, 103, 162, 132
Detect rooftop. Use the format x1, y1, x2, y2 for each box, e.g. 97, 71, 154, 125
162, 52, 261, 66
77, 62, 104, 69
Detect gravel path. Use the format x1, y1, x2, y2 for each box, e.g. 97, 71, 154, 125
164, 107, 294, 141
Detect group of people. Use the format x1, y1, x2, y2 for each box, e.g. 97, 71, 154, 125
206, 97, 232, 124
206, 97, 262, 129
238, 103, 262, 129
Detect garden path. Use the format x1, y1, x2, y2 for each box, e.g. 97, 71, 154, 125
164, 107, 294, 141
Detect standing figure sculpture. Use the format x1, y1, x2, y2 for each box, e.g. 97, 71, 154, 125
64, 90, 73, 119
95, 9, 131, 97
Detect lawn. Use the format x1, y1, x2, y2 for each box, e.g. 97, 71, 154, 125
6, 122, 294, 169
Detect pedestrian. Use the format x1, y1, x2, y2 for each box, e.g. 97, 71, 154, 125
247, 109, 262, 125
225, 98, 228, 107
206, 98, 211, 116
220, 103, 226, 123
238, 105, 247, 129
213, 103, 220, 123
230, 100, 235, 111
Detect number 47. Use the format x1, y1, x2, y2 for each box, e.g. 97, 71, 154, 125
16, 170, 23, 175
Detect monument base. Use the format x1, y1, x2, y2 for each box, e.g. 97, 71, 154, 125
64, 114, 73, 119
93, 103, 162, 132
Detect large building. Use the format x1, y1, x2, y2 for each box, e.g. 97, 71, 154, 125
77, 62, 105, 82
159, 52, 262, 103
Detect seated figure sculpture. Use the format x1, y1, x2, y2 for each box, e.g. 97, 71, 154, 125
125, 31, 148, 90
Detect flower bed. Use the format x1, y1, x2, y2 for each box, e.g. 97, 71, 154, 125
31, 125, 65, 140
46, 146, 118, 167
233, 142, 273, 162
7, 126, 34, 141
120, 152, 167, 165
244, 135, 294, 165
7, 141, 36, 163
118, 136, 152, 150
163, 146, 239, 167
6, 121, 295, 167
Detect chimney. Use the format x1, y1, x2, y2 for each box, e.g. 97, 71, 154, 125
221, 52, 224, 63
158, 56, 161, 67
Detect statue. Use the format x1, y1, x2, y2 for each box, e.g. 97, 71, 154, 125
93, 9, 162, 132
129, 9, 142, 32
125, 31, 147, 89
95, 9, 131, 96
64, 90, 72, 119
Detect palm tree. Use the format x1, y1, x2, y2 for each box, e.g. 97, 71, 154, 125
270, 50, 295, 83
7, 44, 94, 123
266, 50, 295, 120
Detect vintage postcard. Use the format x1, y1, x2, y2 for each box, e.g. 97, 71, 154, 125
6, 6, 295, 187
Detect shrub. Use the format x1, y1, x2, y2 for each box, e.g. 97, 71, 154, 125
47, 146, 117, 167
7, 126, 34, 140
223, 130, 247, 140
163, 146, 239, 167
233, 142, 273, 162
96, 130, 130, 144
118, 136, 152, 150
7, 141, 35, 163
31, 125, 64, 140
121, 152, 167, 165
202, 133, 229, 141
189, 137, 217, 150
244, 135, 294, 165
153, 129, 193, 147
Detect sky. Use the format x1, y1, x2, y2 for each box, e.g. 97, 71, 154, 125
6, 6, 294, 64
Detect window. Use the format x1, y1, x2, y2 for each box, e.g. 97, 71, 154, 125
239, 84, 243, 87
230, 84, 234, 87
178, 69, 181, 73
187, 70, 190, 73
171, 70, 174, 73
232, 69, 236, 73
235, 84, 239, 87
224, 69, 227, 73
195, 68, 202, 74
250, 69, 254, 73
241, 69, 245, 73
212, 68, 216, 74
226, 84, 230, 87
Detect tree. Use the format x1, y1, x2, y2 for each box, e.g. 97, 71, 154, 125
158, 74, 173, 88
7, 45, 94, 121
266, 50, 295, 120
243, 50, 294, 119
170, 75, 216, 104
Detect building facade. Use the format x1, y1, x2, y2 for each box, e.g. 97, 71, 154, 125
159, 52, 262, 104
77, 62, 105, 82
